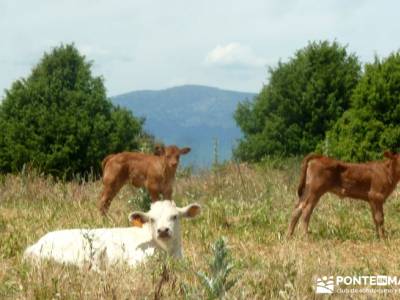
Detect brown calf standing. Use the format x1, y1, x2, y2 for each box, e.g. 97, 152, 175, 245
287, 151, 400, 239
98, 145, 190, 215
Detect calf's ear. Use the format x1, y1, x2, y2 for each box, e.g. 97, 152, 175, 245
180, 147, 191, 155
178, 203, 201, 218
154, 145, 165, 156
384, 150, 396, 159
129, 212, 149, 227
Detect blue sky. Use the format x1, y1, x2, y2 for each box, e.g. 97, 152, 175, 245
1, 0, 399, 97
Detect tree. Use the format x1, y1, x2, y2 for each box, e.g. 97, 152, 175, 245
320, 52, 400, 161
0, 44, 145, 178
234, 41, 361, 161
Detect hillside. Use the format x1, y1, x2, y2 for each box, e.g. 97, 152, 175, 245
112, 85, 256, 167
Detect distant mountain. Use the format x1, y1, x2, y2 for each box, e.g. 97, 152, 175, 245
112, 85, 256, 167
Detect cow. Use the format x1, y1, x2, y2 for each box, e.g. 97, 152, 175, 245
24, 200, 201, 270
98, 145, 191, 215
287, 151, 400, 239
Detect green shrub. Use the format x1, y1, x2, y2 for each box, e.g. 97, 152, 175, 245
320, 52, 400, 160
0, 44, 145, 178
234, 40, 361, 161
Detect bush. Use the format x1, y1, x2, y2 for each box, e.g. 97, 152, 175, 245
234, 40, 361, 161
0, 44, 145, 178
320, 52, 400, 161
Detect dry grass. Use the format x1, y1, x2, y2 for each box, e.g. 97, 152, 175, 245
2, 160, 400, 299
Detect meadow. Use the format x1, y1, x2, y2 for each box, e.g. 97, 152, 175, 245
2, 159, 400, 299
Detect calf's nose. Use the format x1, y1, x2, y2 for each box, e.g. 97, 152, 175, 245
158, 227, 169, 234
157, 227, 171, 238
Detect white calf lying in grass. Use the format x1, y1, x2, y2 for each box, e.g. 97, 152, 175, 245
24, 200, 201, 270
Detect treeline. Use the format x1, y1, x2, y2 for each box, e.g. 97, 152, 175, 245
1, 41, 398, 178
234, 40, 400, 162
0, 44, 149, 179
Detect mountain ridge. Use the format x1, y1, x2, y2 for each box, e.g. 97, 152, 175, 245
111, 85, 256, 167
112, 84, 256, 98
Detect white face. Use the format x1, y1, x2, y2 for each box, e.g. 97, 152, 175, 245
147, 201, 181, 240
129, 200, 201, 242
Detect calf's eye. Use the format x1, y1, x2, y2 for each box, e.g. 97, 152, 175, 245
171, 215, 178, 221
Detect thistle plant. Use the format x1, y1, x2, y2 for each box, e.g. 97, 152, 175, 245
195, 237, 237, 299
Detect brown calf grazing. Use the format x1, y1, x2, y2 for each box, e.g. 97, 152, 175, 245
287, 151, 400, 239
98, 145, 191, 215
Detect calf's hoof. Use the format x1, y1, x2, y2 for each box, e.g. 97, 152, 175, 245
97, 203, 109, 216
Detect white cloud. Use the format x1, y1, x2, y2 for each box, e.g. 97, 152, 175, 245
205, 43, 266, 68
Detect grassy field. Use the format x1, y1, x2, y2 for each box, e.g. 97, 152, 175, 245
2, 159, 400, 299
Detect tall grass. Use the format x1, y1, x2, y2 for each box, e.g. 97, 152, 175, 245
2, 160, 400, 298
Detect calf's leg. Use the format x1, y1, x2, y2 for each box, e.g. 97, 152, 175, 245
287, 200, 306, 237
300, 190, 323, 236
148, 189, 161, 201
369, 201, 386, 239
147, 181, 162, 201
301, 200, 318, 235
163, 186, 173, 200
98, 176, 125, 215
288, 188, 322, 237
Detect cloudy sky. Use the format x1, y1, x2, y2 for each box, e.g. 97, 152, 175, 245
1, 0, 399, 97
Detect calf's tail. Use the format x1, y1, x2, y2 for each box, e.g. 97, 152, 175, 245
297, 153, 323, 198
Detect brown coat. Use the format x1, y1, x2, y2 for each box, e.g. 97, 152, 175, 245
98, 145, 190, 215
288, 151, 400, 238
